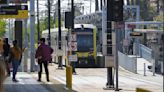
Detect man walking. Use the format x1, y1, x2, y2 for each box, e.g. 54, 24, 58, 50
35, 38, 53, 82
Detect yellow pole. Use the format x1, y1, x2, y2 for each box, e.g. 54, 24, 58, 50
136, 88, 151, 92
66, 51, 72, 90
66, 65, 72, 89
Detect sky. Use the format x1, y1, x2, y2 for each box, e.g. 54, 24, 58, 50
34, 0, 127, 15
27, 0, 96, 15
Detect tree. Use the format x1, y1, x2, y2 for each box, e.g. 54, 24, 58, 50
136, 0, 140, 6
40, 16, 55, 31
0, 20, 6, 37
127, 0, 130, 5
153, 13, 163, 30
131, 0, 135, 5
153, 13, 163, 22
139, 0, 155, 21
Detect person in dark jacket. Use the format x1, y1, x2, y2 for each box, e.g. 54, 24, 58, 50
35, 38, 53, 82
3, 38, 11, 77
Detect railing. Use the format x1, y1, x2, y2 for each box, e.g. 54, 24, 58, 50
139, 44, 152, 63
118, 51, 137, 73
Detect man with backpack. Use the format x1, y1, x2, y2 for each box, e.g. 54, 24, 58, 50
35, 38, 53, 82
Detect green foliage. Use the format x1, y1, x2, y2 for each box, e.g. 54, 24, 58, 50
139, 0, 157, 21
153, 13, 164, 22
0, 20, 6, 37
153, 13, 164, 30
54, 18, 63, 28
40, 16, 55, 30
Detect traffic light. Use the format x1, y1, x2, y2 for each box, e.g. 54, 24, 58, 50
107, 0, 123, 21
65, 12, 72, 29
112, 0, 123, 21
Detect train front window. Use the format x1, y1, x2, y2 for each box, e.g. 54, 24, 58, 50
77, 34, 93, 52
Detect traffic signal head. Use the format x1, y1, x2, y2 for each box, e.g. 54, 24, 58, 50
113, 0, 123, 21
107, 0, 124, 21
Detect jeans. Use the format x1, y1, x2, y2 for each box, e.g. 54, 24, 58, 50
71, 62, 76, 73
12, 59, 20, 80
38, 60, 49, 81
4, 56, 10, 76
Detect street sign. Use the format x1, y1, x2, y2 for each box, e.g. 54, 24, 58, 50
0, 0, 7, 4
114, 22, 125, 29
130, 32, 142, 38
0, 5, 28, 19
71, 34, 76, 41
9, 0, 27, 3
0, 5, 18, 15
68, 55, 77, 62
68, 42, 77, 51
127, 24, 136, 28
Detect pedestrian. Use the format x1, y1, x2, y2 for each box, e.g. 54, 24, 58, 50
35, 38, 53, 82
71, 62, 77, 75
123, 37, 129, 54
128, 39, 133, 55
0, 61, 5, 92
3, 38, 11, 77
10, 40, 25, 82
0, 38, 4, 55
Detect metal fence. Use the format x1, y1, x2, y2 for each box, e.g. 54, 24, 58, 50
139, 44, 152, 63
118, 51, 137, 73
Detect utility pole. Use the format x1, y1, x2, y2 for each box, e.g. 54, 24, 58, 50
95, 0, 99, 11
90, 0, 91, 13
100, 0, 103, 10
48, 0, 51, 46
58, 0, 63, 68
37, 0, 40, 42
23, 19, 28, 72
30, 0, 35, 72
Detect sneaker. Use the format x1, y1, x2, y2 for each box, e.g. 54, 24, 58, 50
12, 79, 19, 82
47, 79, 50, 82
73, 72, 77, 75
37, 79, 41, 82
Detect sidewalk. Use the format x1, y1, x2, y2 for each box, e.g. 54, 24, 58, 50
4, 63, 163, 92
4, 72, 52, 92
45, 63, 163, 92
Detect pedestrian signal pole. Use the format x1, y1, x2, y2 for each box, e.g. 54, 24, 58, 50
48, 0, 51, 46
30, 0, 35, 72
105, 0, 123, 90
58, 0, 63, 69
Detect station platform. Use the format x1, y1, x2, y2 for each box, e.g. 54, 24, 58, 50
4, 61, 163, 92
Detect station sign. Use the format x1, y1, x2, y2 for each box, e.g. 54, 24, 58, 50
9, 0, 27, 3
0, 5, 19, 15
0, 5, 28, 19
130, 32, 142, 37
